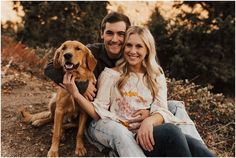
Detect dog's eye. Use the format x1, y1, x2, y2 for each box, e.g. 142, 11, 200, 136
75, 47, 80, 51
62, 46, 66, 50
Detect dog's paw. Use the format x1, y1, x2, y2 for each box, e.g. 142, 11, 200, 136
19, 107, 32, 123
47, 148, 59, 157
75, 143, 87, 156
32, 120, 44, 127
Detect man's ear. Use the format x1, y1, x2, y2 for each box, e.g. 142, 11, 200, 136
84, 47, 97, 72
100, 31, 104, 39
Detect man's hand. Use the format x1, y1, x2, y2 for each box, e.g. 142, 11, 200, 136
83, 80, 97, 101
128, 109, 150, 133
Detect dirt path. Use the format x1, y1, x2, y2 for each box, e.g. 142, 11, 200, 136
1, 68, 109, 157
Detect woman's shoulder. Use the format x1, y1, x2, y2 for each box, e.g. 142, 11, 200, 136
99, 67, 120, 79
103, 67, 120, 75
97, 67, 120, 85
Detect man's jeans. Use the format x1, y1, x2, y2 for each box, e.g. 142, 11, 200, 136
167, 100, 204, 143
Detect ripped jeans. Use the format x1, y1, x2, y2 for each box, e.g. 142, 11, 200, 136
86, 120, 214, 157
85, 100, 209, 156
86, 118, 145, 157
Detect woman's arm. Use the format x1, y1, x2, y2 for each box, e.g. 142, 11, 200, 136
136, 72, 167, 152
61, 68, 117, 121
60, 72, 100, 120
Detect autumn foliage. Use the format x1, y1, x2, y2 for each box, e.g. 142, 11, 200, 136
1, 36, 235, 157
1, 36, 50, 76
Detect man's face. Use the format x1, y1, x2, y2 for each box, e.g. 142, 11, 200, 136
101, 21, 126, 59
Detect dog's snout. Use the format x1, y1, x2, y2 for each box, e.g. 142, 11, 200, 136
64, 53, 72, 60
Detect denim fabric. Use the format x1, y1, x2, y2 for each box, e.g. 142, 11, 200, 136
86, 118, 145, 157
143, 124, 215, 157
85, 100, 206, 156
167, 100, 205, 144
143, 123, 192, 157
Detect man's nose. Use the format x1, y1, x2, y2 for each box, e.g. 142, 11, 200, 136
111, 34, 119, 42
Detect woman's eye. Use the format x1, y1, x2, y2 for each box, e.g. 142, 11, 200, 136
136, 44, 142, 48
126, 43, 132, 47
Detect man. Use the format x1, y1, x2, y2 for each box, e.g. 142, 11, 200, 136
44, 11, 205, 155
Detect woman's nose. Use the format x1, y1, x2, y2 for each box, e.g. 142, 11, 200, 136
130, 46, 137, 54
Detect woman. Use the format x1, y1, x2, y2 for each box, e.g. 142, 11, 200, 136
61, 26, 214, 157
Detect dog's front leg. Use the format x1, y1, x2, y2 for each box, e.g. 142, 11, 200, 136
75, 112, 88, 156
47, 107, 64, 157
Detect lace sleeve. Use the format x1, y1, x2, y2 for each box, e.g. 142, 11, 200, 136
92, 68, 119, 120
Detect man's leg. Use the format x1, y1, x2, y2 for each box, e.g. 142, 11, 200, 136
86, 119, 145, 157
185, 134, 215, 157
168, 100, 205, 143
143, 123, 192, 157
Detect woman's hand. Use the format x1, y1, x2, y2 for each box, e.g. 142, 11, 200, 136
136, 117, 155, 152
128, 109, 150, 133
59, 72, 79, 97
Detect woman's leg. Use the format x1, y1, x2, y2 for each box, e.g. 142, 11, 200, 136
185, 134, 215, 157
143, 123, 192, 157
87, 118, 145, 157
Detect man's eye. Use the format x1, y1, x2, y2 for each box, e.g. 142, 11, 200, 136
118, 32, 125, 36
106, 31, 114, 35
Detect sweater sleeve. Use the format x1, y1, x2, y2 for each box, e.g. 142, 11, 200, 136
150, 73, 192, 124
44, 62, 89, 94
92, 68, 119, 120
150, 73, 174, 123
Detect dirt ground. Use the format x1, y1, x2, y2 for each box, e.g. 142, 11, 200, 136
1, 67, 109, 157
1, 65, 234, 157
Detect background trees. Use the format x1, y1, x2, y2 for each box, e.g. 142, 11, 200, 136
2, 1, 234, 95
148, 1, 235, 95
16, 1, 108, 48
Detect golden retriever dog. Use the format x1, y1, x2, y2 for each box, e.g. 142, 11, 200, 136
21, 40, 97, 157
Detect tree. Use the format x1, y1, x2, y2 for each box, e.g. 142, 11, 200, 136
16, 1, 108, 48
148, 1, 235, 95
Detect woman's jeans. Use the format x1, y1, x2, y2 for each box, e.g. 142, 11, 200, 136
86, 119, 214, 157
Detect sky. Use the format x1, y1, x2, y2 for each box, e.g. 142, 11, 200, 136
1, 1, 176, 26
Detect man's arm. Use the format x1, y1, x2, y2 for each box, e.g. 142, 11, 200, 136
44, 62, 90, 94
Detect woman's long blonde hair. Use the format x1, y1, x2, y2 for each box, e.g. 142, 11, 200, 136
116, 26, 163, 101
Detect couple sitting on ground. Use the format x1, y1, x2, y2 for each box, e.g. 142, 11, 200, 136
45, 12, 214, 157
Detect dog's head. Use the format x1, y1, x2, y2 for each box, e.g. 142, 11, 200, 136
53, 40, 97, 74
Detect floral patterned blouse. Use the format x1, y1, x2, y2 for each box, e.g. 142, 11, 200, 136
92, 67, 192, 126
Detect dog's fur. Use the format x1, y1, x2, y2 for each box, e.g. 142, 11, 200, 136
21, 40, 97, 157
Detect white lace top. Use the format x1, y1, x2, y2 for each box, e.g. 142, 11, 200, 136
92, 67, 192, 125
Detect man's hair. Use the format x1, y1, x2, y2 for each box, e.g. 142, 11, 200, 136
100, 12, 131, 33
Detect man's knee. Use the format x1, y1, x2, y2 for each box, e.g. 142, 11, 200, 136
168, 100, 185, 115
153, 123, 182, 139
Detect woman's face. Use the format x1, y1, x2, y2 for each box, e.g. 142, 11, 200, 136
124, 33, 148, 72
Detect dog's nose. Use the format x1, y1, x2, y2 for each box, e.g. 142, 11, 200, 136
64, 53, 72, 60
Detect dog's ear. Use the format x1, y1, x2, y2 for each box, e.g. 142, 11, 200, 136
53, 46, 62, 68
85, 47, 97, 71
